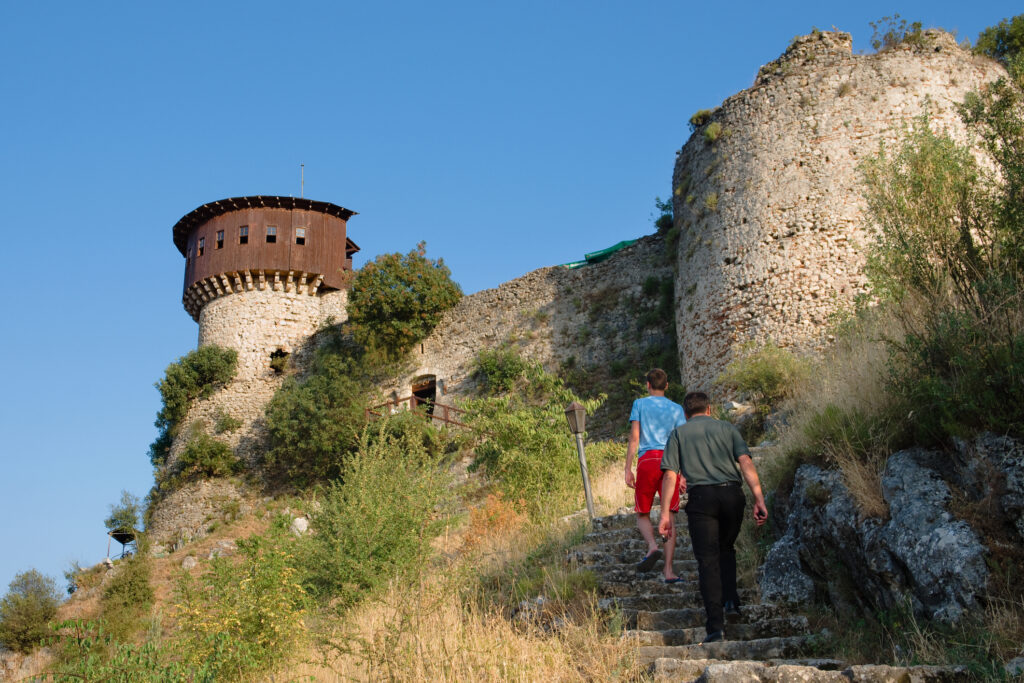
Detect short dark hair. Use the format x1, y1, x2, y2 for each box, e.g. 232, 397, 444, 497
683, 391, 710, 418
646, 368, 669, 391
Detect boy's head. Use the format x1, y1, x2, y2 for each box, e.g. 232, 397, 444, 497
645, 368, 668, 392
683, 391, 711, 418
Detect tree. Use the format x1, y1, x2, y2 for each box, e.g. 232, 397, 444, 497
974, 14, 1024, 76
346, 242, 462, 358
0, 570, 61, 652
104, 490, 142, 535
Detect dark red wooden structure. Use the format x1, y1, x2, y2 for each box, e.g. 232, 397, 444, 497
172, 196, 360, 319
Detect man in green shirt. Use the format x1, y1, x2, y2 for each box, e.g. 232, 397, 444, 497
658, 391, 768, 644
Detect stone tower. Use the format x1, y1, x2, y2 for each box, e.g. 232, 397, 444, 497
172, 195, 360, 379
671, 30, 1006, 389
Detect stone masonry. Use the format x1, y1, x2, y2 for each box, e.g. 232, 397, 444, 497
671, 30, 1006, 389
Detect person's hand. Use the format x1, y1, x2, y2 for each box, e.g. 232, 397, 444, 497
625, 468, 636, 489
658, 514, 674, 538
679, 476, 687, 495
753, 499, 768, 527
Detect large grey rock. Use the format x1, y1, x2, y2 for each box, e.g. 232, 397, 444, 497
760, 447, 990, 623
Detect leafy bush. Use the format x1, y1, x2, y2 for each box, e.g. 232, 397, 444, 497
149, 345, 237, 467
703, 192, 719, 211
703, 121, 723, 143
869, 14, 923, 52
100, 554, 153, 641
299, 421, 453, 607
717, 340, 809, 407
173, 529, 310, 679
213, 409, 242, 434
688, 108, 714, 131
160, 426, 240, 490
347, 241, 462, 358
652, 196, 673, 234
474, 346, 529, 393
104, 490, 142, 535
0, 569, 61, 652
973, 14, 1024, 72
861, 93, 1024, 442
465, 364, 611, 516
263, 351, 371, 487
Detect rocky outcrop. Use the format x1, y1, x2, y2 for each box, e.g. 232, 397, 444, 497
760, 434, 1024, 622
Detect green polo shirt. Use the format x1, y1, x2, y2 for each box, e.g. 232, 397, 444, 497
661, 415, 748, 486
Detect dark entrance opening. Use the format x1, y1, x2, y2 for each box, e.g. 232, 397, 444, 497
411, 375, 436, 415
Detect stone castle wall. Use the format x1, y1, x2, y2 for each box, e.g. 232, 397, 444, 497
389, 234, 675, 402
671, 30, 1005, 389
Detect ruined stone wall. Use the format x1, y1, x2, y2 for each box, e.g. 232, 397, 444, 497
389, 234, 674, 401
671, 30, 1006, 389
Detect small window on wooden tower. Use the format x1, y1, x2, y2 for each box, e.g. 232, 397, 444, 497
239, 225, 248, 245
295, 227, 306, 246
266, 226, 277, 243
216, 230, 224, 249
198, 237, 205, 256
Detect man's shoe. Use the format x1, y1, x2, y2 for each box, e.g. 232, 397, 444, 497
700, 630, 724, 644
636, 549, 662, 572
724, 600, 741, 616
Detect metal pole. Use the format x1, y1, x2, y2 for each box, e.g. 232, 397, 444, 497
574, 433, 596, 520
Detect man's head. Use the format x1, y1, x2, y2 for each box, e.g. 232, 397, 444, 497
645, 368, 669, 392
683, 391, 711, 418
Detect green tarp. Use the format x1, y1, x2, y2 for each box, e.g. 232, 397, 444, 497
561, 239, 638, 269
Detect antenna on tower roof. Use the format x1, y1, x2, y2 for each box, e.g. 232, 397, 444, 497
300, 163, 305, 198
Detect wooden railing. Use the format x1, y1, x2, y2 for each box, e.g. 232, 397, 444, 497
365, 395, 471, 430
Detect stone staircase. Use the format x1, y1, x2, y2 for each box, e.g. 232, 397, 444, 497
573, 511, 972, 682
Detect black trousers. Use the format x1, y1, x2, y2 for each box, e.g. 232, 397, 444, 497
685, 482, 745, 634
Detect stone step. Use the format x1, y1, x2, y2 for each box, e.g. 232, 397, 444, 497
623, 603, 789, 630
577, 557, 700, 574
650, 659, 971, 682
584, 526, 690, 544
650, 658, 847, 682
590, 566, 700, 583
624, 615, 809, 646
636, 634, 815, 666
574, 538, 694, 557
600, 588, 759, 609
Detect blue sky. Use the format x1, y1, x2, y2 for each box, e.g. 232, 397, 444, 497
0, 1, 1017, 594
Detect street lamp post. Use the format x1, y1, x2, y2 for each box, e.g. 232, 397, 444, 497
564, 401, 596, 521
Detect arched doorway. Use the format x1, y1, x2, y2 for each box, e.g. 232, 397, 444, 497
411, 375, 436, 415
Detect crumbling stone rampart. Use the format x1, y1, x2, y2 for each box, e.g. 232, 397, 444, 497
671, 30, 1006, 388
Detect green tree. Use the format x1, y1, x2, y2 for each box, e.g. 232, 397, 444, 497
149, 345, 238, 467
346, 242, 462, 357
974, 14, 1024, 75
263, 352, 370, 487
104, 490, 142, 535
0, 570, 62, 652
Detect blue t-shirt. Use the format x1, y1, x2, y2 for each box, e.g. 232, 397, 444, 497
629, 395, 686, 458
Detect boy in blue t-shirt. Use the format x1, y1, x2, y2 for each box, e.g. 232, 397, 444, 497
624, 368, 686, 580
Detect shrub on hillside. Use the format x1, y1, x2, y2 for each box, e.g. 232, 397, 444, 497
100, 554, 153, 642
973, 14, 1024, 73
168, 428, 240, 486
717, 341, 809, 407
173, 528, 310, 679
149, 345, 237, 467
862, 96, 1024, 442
263, 352, 371, 487
688, 108, 714, 131
474, 345, 529, 393
0, 570, 61, 653
299, 421, 454, 607
347, 242, 462, 358
465, 363, 611, 516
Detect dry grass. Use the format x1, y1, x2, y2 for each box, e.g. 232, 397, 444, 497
772, 309, 902, 519
293, 571, 639, 682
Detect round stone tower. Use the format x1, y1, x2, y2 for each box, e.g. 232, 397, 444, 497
172, 195, 360, 379
670, 30, 1006, 389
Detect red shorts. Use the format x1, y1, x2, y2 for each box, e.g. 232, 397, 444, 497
634, 450, 681, 514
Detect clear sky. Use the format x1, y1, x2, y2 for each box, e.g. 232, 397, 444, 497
0, 1, 1017, 594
